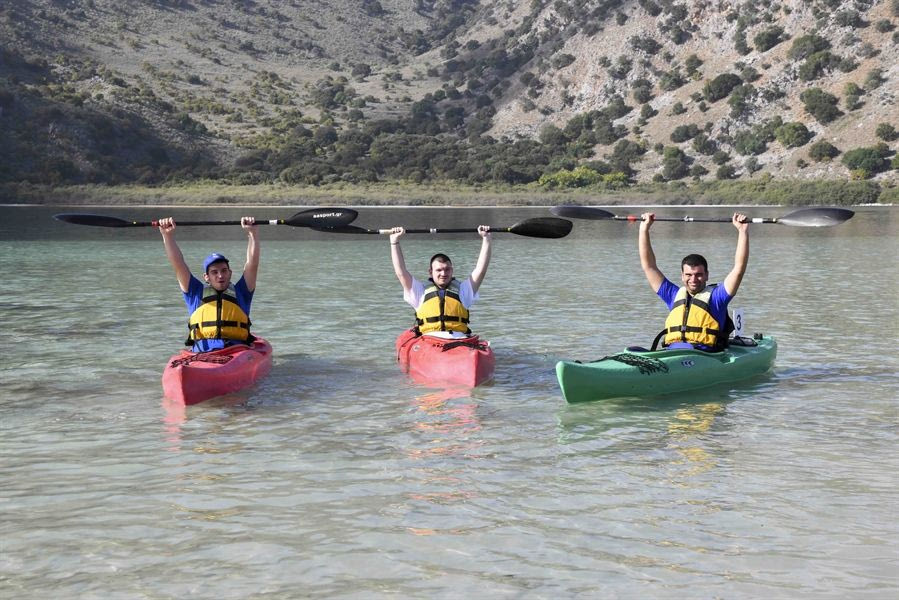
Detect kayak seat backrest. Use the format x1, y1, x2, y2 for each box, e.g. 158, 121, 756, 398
727, 335, 759, 347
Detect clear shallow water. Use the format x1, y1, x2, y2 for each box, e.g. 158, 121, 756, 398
1, 205, 897, 598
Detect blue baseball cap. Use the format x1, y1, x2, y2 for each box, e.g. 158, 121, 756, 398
203, 253, 229, 273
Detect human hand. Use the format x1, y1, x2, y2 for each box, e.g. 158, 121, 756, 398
733, 212, 749, 232
389, 226, 405, 244
477, 225, 491, 239
158, 217, 176, 235
640, 212, 655, 231
241, 216, 257, 233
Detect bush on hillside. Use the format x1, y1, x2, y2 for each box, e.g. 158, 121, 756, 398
670, 123, 700, 143
841, 143, 891, 176
703, 73, 742, 102
875, 123, 898, 142
800, 88, 842, 124
754, 26, 785, 52
775, 122, 813, 148
788, 34, 830, 60
808, 141, 841, 161
799, 51, 841, 81
716, 164, 737, 179
662, 146, 691, 181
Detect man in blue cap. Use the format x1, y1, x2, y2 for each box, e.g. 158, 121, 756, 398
157, 216, 259, 351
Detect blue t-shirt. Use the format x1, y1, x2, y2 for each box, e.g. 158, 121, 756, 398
657, 279, 732, 345
183, 274, 254, 352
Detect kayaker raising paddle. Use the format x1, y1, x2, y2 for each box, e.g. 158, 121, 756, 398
158, 216, 260, 352
638, 212, 749, 351
389, 225, 492, 339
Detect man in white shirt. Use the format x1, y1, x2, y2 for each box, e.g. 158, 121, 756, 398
388, 225, 492, 338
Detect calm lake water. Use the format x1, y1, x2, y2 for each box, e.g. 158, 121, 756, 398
1, 204, 897, 599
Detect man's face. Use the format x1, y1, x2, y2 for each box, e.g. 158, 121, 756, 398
681, 263, 708, 294
429, 259, 454, 288
204, 262, 232, 291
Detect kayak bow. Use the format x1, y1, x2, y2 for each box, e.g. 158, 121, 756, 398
162, 337, 273, 405
396, 329, 495, 387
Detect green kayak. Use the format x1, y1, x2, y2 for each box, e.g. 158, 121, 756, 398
556, 335, 777, 403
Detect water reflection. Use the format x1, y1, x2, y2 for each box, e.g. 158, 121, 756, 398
665, 402, 725, 480
402, 387, 483, 536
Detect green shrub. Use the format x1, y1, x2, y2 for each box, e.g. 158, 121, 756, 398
684, 54, 703, 77
875, 123, 898, 142
800, 88, 842, 124
808, 141, 840, 161
670, 123, 700, 143
716, 164, 737, 179
844, 81, 864, 110
799, 51, 840, 81
538, 165, 601, 188
703, 73, 743, 102
662, 146, 690, 180
670, 102, 686, 115
788, 34, 831, 60
876, 19, 896, 32
728, 84, 755, 117
690, 164, 709, 179
629, 35, 663, 54
841, 143, 891, 174
775, 122, 812, 148
712, 150, 731, 164
754, 26, 785, 52
692, 133, 717, 155
864, 68, 886, 90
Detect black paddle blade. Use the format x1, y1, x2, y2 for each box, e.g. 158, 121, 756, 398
777, 207, 854, 227
287, 207, 358, 228
550, 205, 616, 220
508, 217, 573, 238
53, 213, 135, 227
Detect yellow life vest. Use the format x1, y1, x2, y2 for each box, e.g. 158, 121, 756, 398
186, 283, 251, 345
663, 285, 723, 348
415, 279, 471, 334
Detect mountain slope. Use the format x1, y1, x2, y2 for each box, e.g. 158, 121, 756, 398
1, 0, 896, 188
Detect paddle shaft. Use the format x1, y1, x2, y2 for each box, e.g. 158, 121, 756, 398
611, 215, 781, 224
550, 206, 854, 227
324, 217, 573, 238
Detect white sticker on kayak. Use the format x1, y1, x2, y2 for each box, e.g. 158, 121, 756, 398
733, 308, 745, 336
681, 359, 695, 367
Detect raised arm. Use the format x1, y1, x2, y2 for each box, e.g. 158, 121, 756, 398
389, 227, 414, 294
241, 216, 260, 292
158, 217, 192, 293
723, 212, 750, 296
638, 212, 665, 293
469, 225, 492, 294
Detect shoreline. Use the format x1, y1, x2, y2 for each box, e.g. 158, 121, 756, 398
1, 179, 894, 207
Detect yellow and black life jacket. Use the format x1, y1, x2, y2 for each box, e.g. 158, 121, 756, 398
415, 279, 471, 334
663, 285, 724, 348
186, 283, 252, 346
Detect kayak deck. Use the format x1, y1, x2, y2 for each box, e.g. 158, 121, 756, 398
396, 329, 495, 387
162, 337, 273, 405
556, 335, 777, 403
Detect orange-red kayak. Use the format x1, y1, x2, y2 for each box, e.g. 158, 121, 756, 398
395, 329, 495, 387
162, 337, 273, 405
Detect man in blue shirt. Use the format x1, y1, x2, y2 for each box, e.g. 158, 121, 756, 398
158, 216, 259, 351
638, 211, 749, 350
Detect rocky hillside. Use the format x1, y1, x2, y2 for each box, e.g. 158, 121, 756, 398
1, 0, 897, 188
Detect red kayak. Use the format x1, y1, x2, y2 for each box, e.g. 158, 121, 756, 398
162, 337, 273, 405
395, 329, 495, 387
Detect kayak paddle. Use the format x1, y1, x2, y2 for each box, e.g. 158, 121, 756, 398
53, 207, 358, 229
550, 206, 854, 227
318, 217, 573, 239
